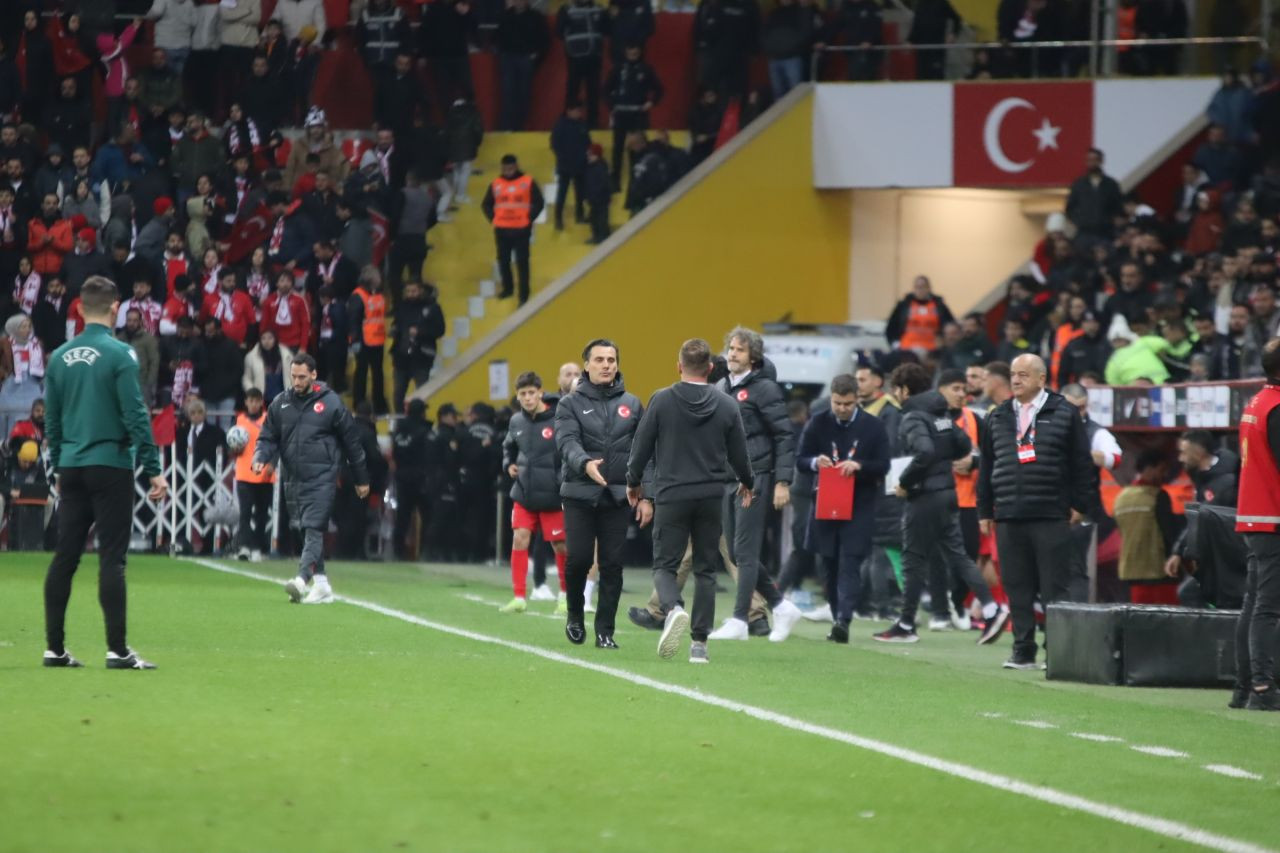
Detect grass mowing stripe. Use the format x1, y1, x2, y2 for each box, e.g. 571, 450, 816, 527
188, 558, 1278, 853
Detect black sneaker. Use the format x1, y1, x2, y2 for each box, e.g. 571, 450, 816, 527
595, 633, 618, 650
42, 650, 83, 668
106, 649, 157, 670
565, 619, 586, 645
827, 622, 850, 644
1002, 655, 1042, 670
1229, 683, 1251, 709
872, 622, 919, 644
1246, 686, 1280, 711
627, 606, 663, 631
747, 617, 771, 637
977, 607, 1011, 645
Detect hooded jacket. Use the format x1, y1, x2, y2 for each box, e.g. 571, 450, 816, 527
254, 380, 368, 529
504, 404, 562, 511
716, 359, 794, 482
555, 373, 645, 504
627, 381, 753, 502
897, 390, 969, 497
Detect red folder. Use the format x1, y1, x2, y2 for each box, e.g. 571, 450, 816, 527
816, 467, 855, 521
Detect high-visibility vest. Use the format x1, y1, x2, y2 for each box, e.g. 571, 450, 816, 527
491, 174, 533, 229
354, 287, 386, 346
953, 407, 979, 509
1115, 484, 1165, 581
1050, 322, 1085, 387
1116, 5, 1137, 51
900, 298, 941, 351
234, 411, 274, 484
1237, 383, 1280, 533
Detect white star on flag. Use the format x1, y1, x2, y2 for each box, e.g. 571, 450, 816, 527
1032, 118, 1061, 151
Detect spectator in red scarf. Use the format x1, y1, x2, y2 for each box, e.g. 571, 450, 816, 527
200, 266, 255, 346
260, 270, 311, 352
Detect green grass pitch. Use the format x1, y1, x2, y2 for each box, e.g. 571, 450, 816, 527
1, 553, 1277, 853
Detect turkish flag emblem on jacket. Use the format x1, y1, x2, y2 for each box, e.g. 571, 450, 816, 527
953, 82, 1093, 187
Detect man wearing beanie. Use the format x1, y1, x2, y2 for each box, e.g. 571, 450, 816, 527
482, 154, 544, 305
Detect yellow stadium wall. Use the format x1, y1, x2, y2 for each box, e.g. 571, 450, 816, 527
429, 91, 851, 408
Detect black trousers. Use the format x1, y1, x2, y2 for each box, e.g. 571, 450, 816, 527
236, 480, 272, 552
564, 497, 629, 636
611, 111, 648, 185
44, 466, 134, 656
653, 496, 723, 642
995, 518, 1075, 660
723, 476, 783, 621
499, 53, 534, 131
952, 505, 980, 612
494, 228, 531, 303
431, 56, 474, 113
393, 477, 431, 559
1239, 534, 1280, 689
901, 491, 991, 628
220, 46, 255, 113
393, 361, 434, 414
554, 170, 585, 226
777, 482, 816, 592
588, 199, 610, 242
317, 338, 348, 393
353, 344, 388, 413
388, 234, 427, 299
565, 55, 602, 126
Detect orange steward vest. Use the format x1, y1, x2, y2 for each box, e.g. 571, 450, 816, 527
900, 298, 941, 351
354, 287, 386, 346
953, 407, 979, 508
492, 174, 533, 229
234, 411, 274, 484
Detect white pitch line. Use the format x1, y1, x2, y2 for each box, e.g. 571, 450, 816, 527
186, 558, 1275, 853
1070, 732, 1125, 743
1012, 720, 1058, 729
458, 593, 561, 620
1131, 746, 1191, 759
1204, 765, 1264, 781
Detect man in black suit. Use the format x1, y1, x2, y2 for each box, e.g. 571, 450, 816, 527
175, 395, 228, 555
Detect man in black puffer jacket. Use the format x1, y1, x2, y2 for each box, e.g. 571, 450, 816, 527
501, 371, 568, 614
254, 353, 369, 605
556, 339, 650, 648
707, 328, 805, 643
392, 399, 433, 560
979, 353, 1097, 670
874, 364, 1009, 646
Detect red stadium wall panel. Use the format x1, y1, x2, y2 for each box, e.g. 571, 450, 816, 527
811, 79, 1220, 190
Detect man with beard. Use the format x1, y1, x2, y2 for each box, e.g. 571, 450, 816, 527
1057, 310, 1111, 386
1066, 148, 1124, 243
254, 353, 369, 603
116, 306, 159, 406
199, 267, 254, 347
61, 228, 109, 296
32, 274, 71, 351
391, 279, 445, 412
26, 193, 73, 278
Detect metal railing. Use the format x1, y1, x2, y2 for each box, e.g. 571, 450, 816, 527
812, 34, 1267, 82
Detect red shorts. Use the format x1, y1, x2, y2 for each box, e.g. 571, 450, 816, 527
511, 502, 566, 542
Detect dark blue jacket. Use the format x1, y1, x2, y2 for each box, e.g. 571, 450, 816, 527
796, 407, 889, 558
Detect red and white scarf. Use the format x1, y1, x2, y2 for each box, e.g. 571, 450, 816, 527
14, 271, 41, 314
274, 292, 293, 326
203, 264, 222, 295
10, 336, 44, 383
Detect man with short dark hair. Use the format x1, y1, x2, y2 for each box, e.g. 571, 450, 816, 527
43, 276, 168, 670
556, 339, 648, 648
874, 364, 1008, 645
627, 338, 754, 664
1231, 339, 1280, 710
502, 371, 569, 614
347, 265, 389, 414
1066, 148, 1123, 242
233, 387, 274, 563
796, 373, 891, 643
253, 353, 370, 604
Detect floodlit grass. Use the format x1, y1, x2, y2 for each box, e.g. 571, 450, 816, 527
1, 553, 1276, 853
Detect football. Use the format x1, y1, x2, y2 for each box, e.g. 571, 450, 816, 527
226, 426, 251, 454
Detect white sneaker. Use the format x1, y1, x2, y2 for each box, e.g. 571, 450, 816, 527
708, 617, 750, 641
236, 547, 251, 561
584, 596, 596, 614
928, 618, 955, 632
303, 580, 335, 604
284, 576, 308, 603
529, 584, 556, 602
456, 194, 472, 204
950, 610, 972, 631
801, 603, 833, 623
657, 607, 690, 659
769, 599, 803, 643
250, 550, 264, 563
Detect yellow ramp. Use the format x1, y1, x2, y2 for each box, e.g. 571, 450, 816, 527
420, 86, 851, 408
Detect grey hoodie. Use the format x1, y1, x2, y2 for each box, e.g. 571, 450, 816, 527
627, 381, 753, 502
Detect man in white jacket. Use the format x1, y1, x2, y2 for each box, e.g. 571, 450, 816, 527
277, 0, 328, 41
220, 0, 263, 100
145, 0, 196, 74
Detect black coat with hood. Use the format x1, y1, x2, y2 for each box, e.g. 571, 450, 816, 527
716, 359, 795, 483
504, 404, 562, 512
897, 390, 970, 498
555, 373, 645, 505
254, 381, 369, 529
627, 381, 753, 502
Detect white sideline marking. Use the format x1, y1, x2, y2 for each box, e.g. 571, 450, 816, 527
1012, 720, 1058, 729
978, 711, 1005, 719
1131, 746, 1191, 759
1204, 765, 1264, 781
1070, 732, 1125, 743
187, 558, 1275, 853
459, 592, 561, 620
